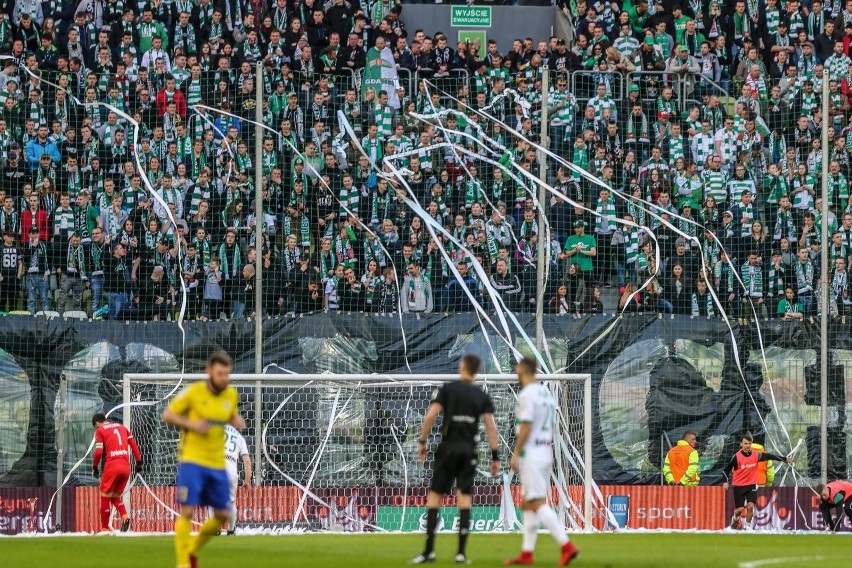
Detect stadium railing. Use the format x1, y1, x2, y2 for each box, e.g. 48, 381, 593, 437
570, 70, 624, 105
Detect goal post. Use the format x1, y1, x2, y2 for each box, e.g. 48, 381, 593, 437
122, 373, 593, 532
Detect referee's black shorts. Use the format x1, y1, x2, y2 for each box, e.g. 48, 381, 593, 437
732, 484, 758, 507
430, 443, 477, 495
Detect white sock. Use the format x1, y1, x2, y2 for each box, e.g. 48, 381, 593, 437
522, 510, 539, 553
227, 501, 237, 531
536, 504, 569, 546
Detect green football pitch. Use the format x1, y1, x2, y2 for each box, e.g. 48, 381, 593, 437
0, 533, 846, 568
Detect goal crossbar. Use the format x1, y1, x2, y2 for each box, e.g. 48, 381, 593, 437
122, 372, 593, 531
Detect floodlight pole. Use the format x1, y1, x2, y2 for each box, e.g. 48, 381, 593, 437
536, 67, 549, 356
820, 68, 829, 485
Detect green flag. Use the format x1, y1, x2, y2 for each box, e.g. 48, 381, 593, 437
361, 46, 400, 108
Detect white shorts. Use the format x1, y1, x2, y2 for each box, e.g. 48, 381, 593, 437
519, 452, 552, 502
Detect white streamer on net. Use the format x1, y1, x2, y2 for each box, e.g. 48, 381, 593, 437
371, 119, 663, 372
290, 387, 349, 527
400, 104, 662, 322
779, 438, 805, 488
338, 114, 535, 371
424, 79, 797, 459
396, 117, 661, 358
370, 160, 533, 369
350, 86, 796, 524
392, 114, 531, 290
553, 401, 615, 528
193, 103, 414, 373
410, 84, 808, 516
390, 384, 414, 533
258, 380, 387, 532
423, 82, 719, 318
405, 102, 555, 307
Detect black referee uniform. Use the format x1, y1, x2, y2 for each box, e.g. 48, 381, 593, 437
429, 381, 495, 496
414, 376, 499, 564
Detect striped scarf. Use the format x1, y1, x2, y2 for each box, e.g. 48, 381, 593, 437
363, 238, 387, 268
375, 104, 393, 140
191, 237, 212, 269
774, 209, 797, 241
765, 264, 785, 297
283, 211, 310, 246
218, 242, 242, 279
666, 137, 685, 166
333, 234, 357, 269
692, 291, 715, 317
715, 261, 735, 293
627, 201, 648, 228
831, 270, 849, 303
692, 134, 715, 168
594, 198, 617, 234
625, 113, 649, 142
703, 239, 721, 267
740, 262, 763, 296
795, 260, 814, 295
65, 242, 86, 278
624, 228, 641, 266
828, 173, 848, 206
53, 207, 74, 239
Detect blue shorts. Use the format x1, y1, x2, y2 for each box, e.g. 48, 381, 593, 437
176, 463, 230, 511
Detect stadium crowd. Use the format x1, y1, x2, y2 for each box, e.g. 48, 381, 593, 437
0, 0, 850, 320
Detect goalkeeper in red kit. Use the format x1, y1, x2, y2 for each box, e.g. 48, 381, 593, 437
92, 413, 143, 532
721, 433, 792, 530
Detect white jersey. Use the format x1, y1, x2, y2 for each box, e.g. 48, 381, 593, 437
516, 382, 555, 454
224, 425, 249, 480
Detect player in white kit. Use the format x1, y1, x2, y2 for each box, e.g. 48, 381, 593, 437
224, 424, 252, 534
504, 358, 579, 566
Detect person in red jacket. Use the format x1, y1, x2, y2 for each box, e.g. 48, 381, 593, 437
817, 480, 852, 531
19, 193, 48, 244
721, 433, 792, 530
92, 412, 143, 532
156, 76, 187, 119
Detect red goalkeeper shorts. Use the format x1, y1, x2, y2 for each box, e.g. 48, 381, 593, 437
100, 463, 131, 494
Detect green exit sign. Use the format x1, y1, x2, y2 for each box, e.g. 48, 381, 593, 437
451, 6, 492, 27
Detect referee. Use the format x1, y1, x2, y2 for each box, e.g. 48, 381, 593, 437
412, 353, 500, 565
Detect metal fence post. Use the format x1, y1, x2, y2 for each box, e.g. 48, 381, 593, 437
55, 373, 67, 532
820, 68, 830, 484
122, 373, 131, 519
254, 61, 265, 487
254, 380, 263, 486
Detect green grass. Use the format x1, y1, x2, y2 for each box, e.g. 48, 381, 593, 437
0, 533, 845, 567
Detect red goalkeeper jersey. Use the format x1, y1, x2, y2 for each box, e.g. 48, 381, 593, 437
94, 422, 141, 468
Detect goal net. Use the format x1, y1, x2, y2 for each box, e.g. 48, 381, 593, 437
122, 373, 592, 533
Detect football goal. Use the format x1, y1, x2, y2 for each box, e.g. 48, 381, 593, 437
122, 373, 593, 532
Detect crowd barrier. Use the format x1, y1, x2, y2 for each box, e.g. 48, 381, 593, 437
1, 485, 842, 535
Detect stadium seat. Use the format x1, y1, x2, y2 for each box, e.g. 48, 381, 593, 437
35, 311, 61, 319
62, 310, 89, 320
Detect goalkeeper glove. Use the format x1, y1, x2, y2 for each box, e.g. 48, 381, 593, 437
135, 461, 144, 475
92, 466, 99, 478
